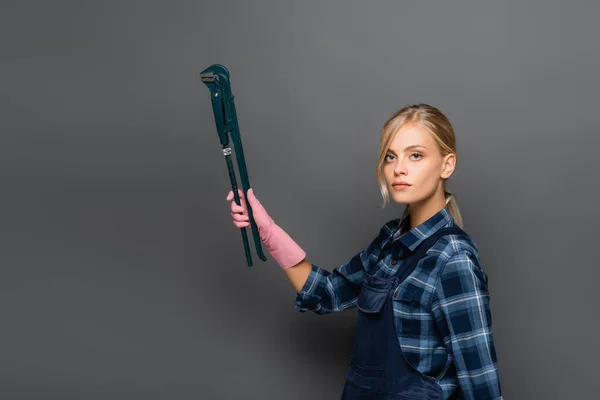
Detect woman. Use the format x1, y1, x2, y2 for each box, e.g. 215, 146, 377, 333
226, 104, 503, 399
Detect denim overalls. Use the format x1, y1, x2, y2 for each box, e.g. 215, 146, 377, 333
341, 226, 466, 400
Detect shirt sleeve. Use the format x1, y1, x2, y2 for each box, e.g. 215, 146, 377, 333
293, 225, 387, 315
431, 249, 504, 400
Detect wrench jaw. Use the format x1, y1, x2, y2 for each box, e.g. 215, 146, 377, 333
199, 64, 268, 266
200, 73, 217, 83
200, 68, 228, 147
200, 65, 238, 146
199, 72, 216, 83
200, 65, 231, 97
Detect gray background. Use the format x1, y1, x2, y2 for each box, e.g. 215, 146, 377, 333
1, 0, 599, 399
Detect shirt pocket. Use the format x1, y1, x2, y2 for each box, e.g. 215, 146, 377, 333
356, 273, 394, 314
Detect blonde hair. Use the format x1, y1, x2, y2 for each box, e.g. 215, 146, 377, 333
376, 103, 463, 228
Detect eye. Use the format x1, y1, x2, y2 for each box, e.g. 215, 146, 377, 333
410, 152, 422, 160
385, 154, 395, 162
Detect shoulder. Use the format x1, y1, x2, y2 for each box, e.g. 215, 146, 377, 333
365, 218, 400, 249
369, 218, 402, 248
430, 224, 480, 264
435, 247, 489, 296
428, 225, 488, 285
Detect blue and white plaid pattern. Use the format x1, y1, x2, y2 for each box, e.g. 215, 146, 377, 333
294, 205, 503, 400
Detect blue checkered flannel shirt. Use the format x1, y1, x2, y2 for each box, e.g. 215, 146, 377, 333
294, 205, 503, 400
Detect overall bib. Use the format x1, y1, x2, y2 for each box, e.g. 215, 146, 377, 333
341, 226, 466, 400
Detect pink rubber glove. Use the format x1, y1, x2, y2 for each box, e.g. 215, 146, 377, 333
226, 188, 306, 269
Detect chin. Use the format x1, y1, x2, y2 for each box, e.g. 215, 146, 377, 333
390, 194, 409, 204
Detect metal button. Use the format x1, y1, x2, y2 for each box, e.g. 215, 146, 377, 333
391, 260, 397, 265
394, 290, 398, 296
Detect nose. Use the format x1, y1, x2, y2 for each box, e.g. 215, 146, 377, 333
394, 157, 407, 175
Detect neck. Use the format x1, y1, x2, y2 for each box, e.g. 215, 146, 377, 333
407, 192, 447, 230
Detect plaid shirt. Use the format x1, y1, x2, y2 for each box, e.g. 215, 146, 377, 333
294, 205, 503, 400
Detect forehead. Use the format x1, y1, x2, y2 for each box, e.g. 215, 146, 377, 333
389, 122, 435, 150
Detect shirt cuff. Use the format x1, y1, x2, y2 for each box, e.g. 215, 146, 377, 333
293, 263, 323, 313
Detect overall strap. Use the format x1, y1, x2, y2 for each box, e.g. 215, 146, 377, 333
395, 226, 467, 283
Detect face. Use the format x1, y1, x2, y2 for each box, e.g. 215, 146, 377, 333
383, 122, 455, 207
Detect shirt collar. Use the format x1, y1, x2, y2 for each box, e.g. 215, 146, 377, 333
381, 205, 454, 252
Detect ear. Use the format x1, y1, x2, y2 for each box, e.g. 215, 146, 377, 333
440, 153, 456, 179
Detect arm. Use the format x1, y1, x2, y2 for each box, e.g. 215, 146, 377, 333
282, 258, 312, 294
431, 250, 503, 400
226, 188, 387, 314
292, 227, 387, 315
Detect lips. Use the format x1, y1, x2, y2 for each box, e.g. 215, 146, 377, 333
392, 182, 411, 187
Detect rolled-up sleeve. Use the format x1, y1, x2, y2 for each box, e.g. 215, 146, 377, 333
294, 225, 388, 315
431, 249, 503, 400
294, 250, 366, 314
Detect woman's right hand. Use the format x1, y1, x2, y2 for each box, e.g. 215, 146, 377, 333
226, 188, 274, 242
226, 187, 307, 269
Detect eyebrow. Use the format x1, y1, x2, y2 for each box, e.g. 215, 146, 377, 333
387, 145, 427, 155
